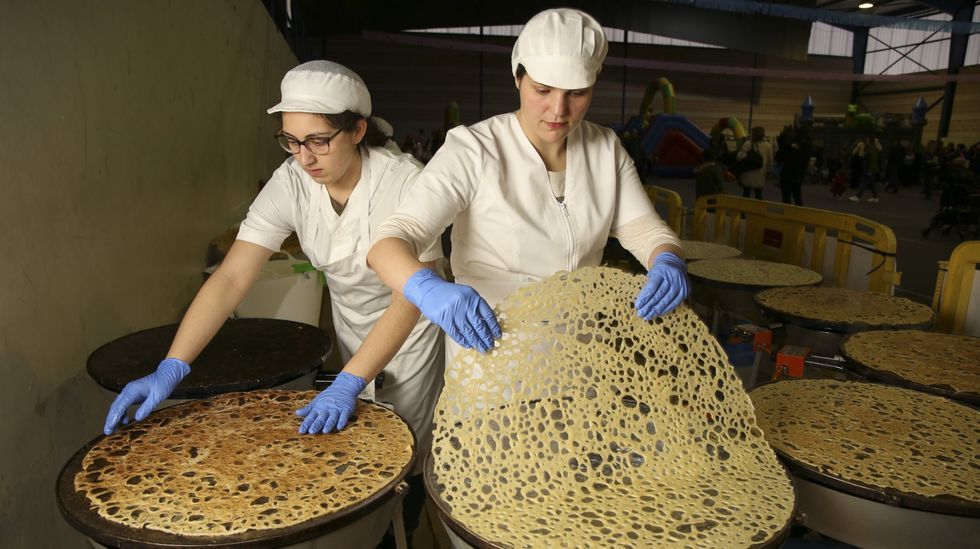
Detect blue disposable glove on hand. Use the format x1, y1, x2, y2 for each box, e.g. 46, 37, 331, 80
295, 372, 366, 434
403, 268, 501, 353
635, 252, 690, 320
103, 358, 190, 435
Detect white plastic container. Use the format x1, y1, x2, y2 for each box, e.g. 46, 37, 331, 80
218, 256, 324, 326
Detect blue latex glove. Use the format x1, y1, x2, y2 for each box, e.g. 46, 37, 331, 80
295, 372, 366, 434
403, 268, 501, 352
635, 252, 690, 320
103, 358, 190, 435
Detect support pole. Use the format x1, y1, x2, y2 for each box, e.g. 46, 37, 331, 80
938, 4, 974, 139
621, 31, 629, 128
479, 25, 484, 120
748, 54, 757, 131
850, 27, 869, 104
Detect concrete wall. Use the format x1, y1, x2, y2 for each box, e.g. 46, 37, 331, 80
0, 1, 295, 545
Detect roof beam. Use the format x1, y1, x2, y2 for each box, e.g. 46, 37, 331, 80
917, 0, 975, 16
290, 0, 814, 59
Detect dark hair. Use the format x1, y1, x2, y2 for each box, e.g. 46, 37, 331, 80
515, 63, 527, 79
274, 110, 386, 149
320, 111, 387, 148
751, 126, 765, 142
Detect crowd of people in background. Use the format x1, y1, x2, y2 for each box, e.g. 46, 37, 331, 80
699, 124, 814, 205
693, 126, 979, 208
840, 137, 980, 203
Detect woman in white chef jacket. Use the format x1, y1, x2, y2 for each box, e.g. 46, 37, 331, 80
367, 8, 690, 355
102, 61, 444, 463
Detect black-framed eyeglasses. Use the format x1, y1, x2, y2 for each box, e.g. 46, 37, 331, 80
275, 129, 343, 155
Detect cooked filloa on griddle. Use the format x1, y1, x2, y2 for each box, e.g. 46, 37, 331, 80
679, 240, 741, 261
752, 379, 979, 506
755, 286, 935, 329
74, 391, 414, 536
688, 258, 823, 287
841, 330, 980, 399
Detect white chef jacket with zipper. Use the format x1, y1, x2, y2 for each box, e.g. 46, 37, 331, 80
375, 113, 680, 308
238, 146, 444, 461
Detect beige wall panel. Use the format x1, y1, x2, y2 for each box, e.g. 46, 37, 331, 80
862, 85, 944, 141
322, 33, 978, 151
859, 66, 980, 145
941, 66, 980, 145
0, 1, 295, 545
321, 34, 855, 146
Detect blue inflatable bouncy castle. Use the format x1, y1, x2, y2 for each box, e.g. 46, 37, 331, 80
639, 78, 711, 178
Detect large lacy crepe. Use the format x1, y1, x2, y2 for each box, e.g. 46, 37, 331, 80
428, 267, 795, 548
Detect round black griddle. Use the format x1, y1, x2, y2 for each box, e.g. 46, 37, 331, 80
754, 289, 935, 335
840, 333, 980, 406
687, 261, 821, 327
56, 395, 416, 548
87, 319, 331, 398
750, 379, 980, 519
778, 451, 980, 518
687, 267, 821, 291
423, 449, 795, 549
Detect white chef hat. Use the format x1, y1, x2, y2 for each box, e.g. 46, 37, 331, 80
372, 116, 394, 138
511, 8, 608, 90
267, 60, 372, 117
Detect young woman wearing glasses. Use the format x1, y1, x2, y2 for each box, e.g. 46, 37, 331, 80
103, 61, 445, 458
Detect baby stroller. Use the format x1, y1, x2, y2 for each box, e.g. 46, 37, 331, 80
922, 172, 980, 239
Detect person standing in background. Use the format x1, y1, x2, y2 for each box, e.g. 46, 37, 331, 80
777, 126, 809, 206
736, 126, 773, 200
900, 141, 922, 190
850, 135, 882, 203
848, 137, 865, 190
922, 140, 940, 200
885, 139, 905, 193
694, 148, 725, 199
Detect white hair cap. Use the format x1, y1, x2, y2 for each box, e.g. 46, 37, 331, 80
372, 116, 394, 138
267, 60, 371, 117
511, 8, 608, 90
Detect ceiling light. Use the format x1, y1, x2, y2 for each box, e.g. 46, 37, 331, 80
858, 2, 874, 8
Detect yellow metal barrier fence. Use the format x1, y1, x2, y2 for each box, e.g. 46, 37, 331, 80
645, 185, 685, 236
937, 240, 980, 335
692, 195, 901, 294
